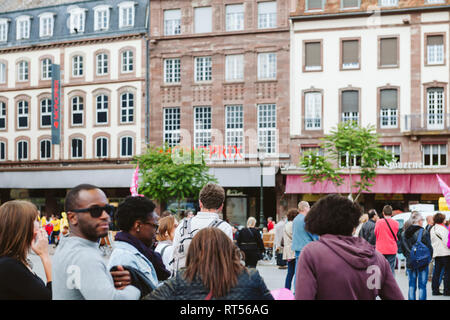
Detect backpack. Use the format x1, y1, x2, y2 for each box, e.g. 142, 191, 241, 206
172, 217, 225, 273
409, 229, 432, 270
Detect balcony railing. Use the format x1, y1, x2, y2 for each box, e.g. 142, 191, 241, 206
404, 113, 449, 132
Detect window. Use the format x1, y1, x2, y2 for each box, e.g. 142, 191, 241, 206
258, 1, 277, 29
119, 1, 135, 28
71, 96, 84, 126
122, 50, 134, 72
342, 39, 359, 69
72, 55, 83, 77
258, 104, 277, 154
69, 8, 86, 33
95, 137, 108, 158
427, 88, 444, 130
71, 138, 83, 159
379, 37, 398, 67
94, 5, 110, 31
339, 152, 361, 168
96, 94, 108, 124
304, 41, 322, 71
0, 19, 8, 42
0, 102, 5, 129
40, 139, 51, 160
306, 0, 324, 11
427, 35, 444, 65
225, 105, 244, 156
379, 0, 398, 6
0, 141, 5, 160
258, 52, 277, 80
426, 0, 445, 3
17, 60, 29, 81
0, 63, 5, 83
41, 58, 52, 80
383, 145, 401, 163
305, 92, 322, 130
17, 140, 28, 160
164, 107, 181, 147
380, 89, 398, 128
39, 13, 54, 37
423, 144, 447, 167
96, 53, 108, 76
226, 4, 244, 31
164, 9, 181, 35
195, 57, 212, 82
342, 0, 360, 9
120, 92, 134, 123
40, 98, 52, 127
164, 58, 181, 83
17, 100, 28, 129
194, 106, 212, 148
225, 54, 244, 81
16, 16, 31, 40
301, 146, 324, 157
341, 90, 359, 124
194, 7, 212, 33
121, 136, 133, 157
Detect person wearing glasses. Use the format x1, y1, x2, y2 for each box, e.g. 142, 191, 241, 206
107, 196, 162, 291
52, 184, 140, 300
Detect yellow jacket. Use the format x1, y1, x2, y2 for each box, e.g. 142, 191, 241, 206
60, 212, 69, 229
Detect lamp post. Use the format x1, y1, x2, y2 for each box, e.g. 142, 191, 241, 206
258, 147, 265, 229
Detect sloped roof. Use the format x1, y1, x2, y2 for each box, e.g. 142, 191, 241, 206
0, 0, 91, 13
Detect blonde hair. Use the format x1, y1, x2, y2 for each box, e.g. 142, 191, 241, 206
359, 214, 369, 224
247, 216, 257, 228
156, 215, 177, 241
298, 201, 310, 212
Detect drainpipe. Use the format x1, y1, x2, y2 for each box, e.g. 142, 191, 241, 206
145, 0, 151, 146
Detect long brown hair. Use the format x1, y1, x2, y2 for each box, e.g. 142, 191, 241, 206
184, 227, 246, 298
0, 200, 38, 264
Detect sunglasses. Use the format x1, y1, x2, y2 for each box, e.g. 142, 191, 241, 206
143, 221, 159, 231
71, 204, 115, 218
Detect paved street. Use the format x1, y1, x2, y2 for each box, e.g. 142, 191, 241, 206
29, 248, 450, 300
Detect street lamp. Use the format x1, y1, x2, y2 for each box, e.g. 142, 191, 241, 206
258, 147, 266, 229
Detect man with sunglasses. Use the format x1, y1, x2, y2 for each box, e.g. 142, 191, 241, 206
52, 184, 140, 300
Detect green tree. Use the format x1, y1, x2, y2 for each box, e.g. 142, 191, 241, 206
134, 145, 217, 211
299, 122, 393, 202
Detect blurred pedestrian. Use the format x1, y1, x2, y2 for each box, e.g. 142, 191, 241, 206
295, 194, 404, 300
359, 209, 378, 246
274, 208, 287, 269
425, 216, 434, 233
267, 217, 274, 232
353, 214, 368, 237
375, 205, 399, 274
160, 210, 172, 218
236, 217, 265, 268
283, 208, 299, 290
429, 213, 450, 296
155, 215, 179, 274
0, 200, 52, 300
50, 214, 61, 245
146, 228, 274, 300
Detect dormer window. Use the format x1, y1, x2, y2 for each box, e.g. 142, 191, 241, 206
118, 1, 136, 28
69, 7, 87, 34
94, 5, 111, 31
39, 12, 54, 38
16, 15, 31, 40
0, 19, 9, 42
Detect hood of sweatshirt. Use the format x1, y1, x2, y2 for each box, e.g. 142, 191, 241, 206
320, 234, 377, 270
404, 225, 422, 239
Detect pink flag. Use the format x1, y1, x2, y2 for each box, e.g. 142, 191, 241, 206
130, 165, 144, 197
270, 288, 294, 300
436, 174, 450, 208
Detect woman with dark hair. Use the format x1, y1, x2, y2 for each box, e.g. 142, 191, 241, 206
283, 208, 299, 290
146, 227, 274, 300
0, 200, 52, 299
294, 194, 404, 300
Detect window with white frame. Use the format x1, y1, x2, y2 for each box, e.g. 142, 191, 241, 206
41, 58, 52, 80
164, 9, 181, 35
39, 13, 54, 38
72, 55, 83, 77
305, 92, 322, 130
122, 50, 134, 72
195, 56, 212, 82
258, 104, 277, 154
71, 138, 83, 159
225, 54, 244, 81
379, 0, 398, 6
427, 88, 444, 129
17, 60, 28, 81
0, 19, 8, 42
164, 58, 181, 83
226, 4, 244, 32
40, 139, 51, 160
341, 90, 359, 124
96, 94, 108, 124
383, 145, 401, 163
0, 63, 5, 83
71, 96, 84, 126
96, 53, 108, 76
225, 105, 244, 156
40, 98, 52, 127
380, 89, 398, 128
426, 0, 444, 3
120, 92, 134, 123
17, 140, 28, 160
119, 1, 135, 28
0, 141, 5, 160
301, 146, 324, 157
0, 102, 5, 129
164, 107, 181, 147
194, 106, 212, 148
258, 52, 277, 80
342, 0, 360, 9
94, 5, 110, 31
17, 100, 28, 129
194, 7, 212, 33
16, 16, 31, 40
121, 136, 133, 157
427, 35, 444, 65
339, 151, 361, 168
95, 137, 108, 158
258, 1, 277, 29
306, 0, 324, 11
423, 144, 447, 167
69, 8, 86, 33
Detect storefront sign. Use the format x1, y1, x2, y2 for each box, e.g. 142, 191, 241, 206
51, 64, 61, 145
384, 162, 423, 169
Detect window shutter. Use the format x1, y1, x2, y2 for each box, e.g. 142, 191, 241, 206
380, 38, 398, 66
380, 89, 398, 109
428, 35, 443, 46
305, 42, 321, 67
342, 90, 359, 112
342, 40, 358, 64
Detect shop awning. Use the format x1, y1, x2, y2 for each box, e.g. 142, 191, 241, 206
285, 174, 450, 194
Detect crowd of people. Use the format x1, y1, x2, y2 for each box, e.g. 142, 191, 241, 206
0, 182, 449, 300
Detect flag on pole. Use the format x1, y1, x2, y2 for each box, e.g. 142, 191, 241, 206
436, 174, 450, 208
130, 164, 144, 197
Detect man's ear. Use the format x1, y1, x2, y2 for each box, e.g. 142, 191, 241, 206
67, 211, 78, 226
218, 203, 224, 213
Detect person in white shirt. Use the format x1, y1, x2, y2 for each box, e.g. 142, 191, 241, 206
155, 215, 178, 274
429, 212, 450, 296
